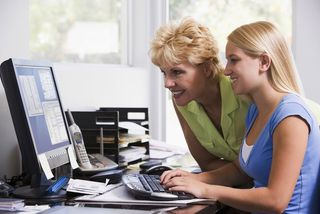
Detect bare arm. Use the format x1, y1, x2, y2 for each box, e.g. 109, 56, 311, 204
173, 102, 229, 171
199, 159, 251, 186
161, 158, 251, 188
165, 116, 309, 213
198, 116, 308, 213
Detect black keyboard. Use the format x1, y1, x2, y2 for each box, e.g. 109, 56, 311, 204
122, 174, 195, 200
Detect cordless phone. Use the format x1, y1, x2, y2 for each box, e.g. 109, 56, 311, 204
67, 109, 93, 169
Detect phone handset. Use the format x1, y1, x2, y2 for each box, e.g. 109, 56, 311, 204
67, 109, 92, 169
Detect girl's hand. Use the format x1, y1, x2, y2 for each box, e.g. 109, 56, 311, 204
160, 168, 194, 185
164, 175, 212, 199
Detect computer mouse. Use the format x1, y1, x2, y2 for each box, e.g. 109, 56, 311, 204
144, 165, 173, 176
191, 168, 202, 174
89, 169, 123, 184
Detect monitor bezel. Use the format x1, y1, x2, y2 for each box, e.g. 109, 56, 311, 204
0, 58, 72, 175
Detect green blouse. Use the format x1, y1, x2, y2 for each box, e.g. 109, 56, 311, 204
177, 75, 249, 161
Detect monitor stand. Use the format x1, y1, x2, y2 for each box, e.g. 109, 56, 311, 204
13, 173, 67, 202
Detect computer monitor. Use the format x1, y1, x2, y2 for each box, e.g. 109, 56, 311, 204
0, 58, 73, 199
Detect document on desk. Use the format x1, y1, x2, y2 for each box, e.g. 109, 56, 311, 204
149, 139, 188, 160
67, 179, 109, 195
74, 184, 216, 207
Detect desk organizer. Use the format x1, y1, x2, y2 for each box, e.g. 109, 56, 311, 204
68, 108, 150, 167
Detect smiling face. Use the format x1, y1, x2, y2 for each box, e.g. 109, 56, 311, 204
224, 42, 264, 95
162, 62, 210, 106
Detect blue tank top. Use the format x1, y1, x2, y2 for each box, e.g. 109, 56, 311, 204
239, 94, 320, 213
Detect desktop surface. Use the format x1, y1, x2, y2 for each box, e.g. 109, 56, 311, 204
41, 204, 221, 214
64, 153, 223, 213
41, 206, 152, 214
64, 153, 249, 213
5, 153, 247, 213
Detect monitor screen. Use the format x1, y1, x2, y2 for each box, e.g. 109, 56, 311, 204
16, 65, 70, 154
0, 58, 73, 199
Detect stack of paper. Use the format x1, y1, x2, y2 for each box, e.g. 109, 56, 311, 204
119, 146, 147, 163
149, 139, 188, 159
0, 198, 24, 211
97, 133, 149, 147
118, 121, 148, 132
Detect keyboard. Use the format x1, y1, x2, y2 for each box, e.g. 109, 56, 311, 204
122, 174, 195, 200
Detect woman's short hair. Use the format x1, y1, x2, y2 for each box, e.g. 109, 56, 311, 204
150, 18, 223, 77
227, 21, 302, 94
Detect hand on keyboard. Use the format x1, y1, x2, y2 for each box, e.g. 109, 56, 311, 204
159, 169, 210, 199
122, 174, 195, 200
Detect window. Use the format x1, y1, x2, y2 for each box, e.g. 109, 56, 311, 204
29, 0, 123, 64
167, 0, 292, 145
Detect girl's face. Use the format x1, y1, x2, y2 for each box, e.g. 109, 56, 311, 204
224, 42, 263, 95
161, 62, 209, 106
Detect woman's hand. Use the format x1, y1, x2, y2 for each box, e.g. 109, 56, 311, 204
160, 169, 211, 199
163, 175, 212, 199
160, 168, 195, 184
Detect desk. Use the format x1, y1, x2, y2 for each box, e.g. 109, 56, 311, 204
15, 153, 248, 213
68, 203, 222, 213
63, 154, 221, 213
41, 205, 221, 214
41, 203, 248, 214
64, 154, 249, 214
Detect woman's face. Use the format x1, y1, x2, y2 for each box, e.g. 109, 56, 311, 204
224, 42, 262, 95
161, 62, 209, 106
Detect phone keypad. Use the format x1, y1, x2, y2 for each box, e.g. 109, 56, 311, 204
77, 144, 90, 163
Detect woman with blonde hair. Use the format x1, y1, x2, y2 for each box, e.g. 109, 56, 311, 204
150, 18, 320, 174
161, 21, 320, 213
150, 18, 250, 171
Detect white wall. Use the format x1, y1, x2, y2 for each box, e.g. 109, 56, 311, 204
293, 0, 320, 102
0, 0, 166, 178
53, 64, 149, 110
0, 0, 28, 179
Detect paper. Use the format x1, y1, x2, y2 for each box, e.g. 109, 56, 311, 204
0, 198, 24, 212
16, 205, 50, 213
75, 184, 216, 206
164, 153, 199, 168
67, 179, 109, 195
149, 149, 175, 159
119, 146, 147, 162
119, 121, 148, 131
149, 139, 188, 155
67, 146, 79, 169
38, 153, 54, 179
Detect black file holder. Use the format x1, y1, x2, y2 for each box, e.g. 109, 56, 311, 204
68, 108, 150, 166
